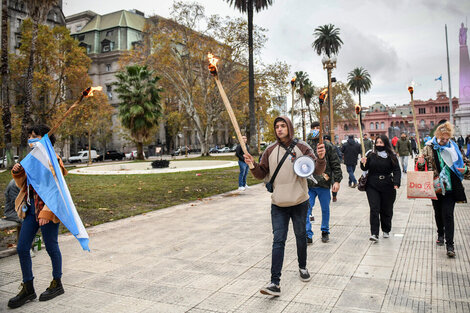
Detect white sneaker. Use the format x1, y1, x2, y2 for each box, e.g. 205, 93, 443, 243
383, 232, 390, 238
244, 184, 250, 189
369, 235, 379, 242
238, 187, 246, 191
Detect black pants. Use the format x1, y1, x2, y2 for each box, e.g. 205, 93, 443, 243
366, 186, 396, 236
432, 193, 456, 246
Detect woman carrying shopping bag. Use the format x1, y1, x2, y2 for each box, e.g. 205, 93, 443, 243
416, 122, 470, 257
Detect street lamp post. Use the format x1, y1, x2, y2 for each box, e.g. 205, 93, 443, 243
322, 55, 337, 141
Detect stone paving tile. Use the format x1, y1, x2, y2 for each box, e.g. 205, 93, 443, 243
232, 296, 289, 313
195, 291, 250, 312
293, 285, 342, 307
335, 290, 384, 312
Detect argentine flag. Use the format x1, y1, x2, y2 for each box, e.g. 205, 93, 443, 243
20, 134, 90, 251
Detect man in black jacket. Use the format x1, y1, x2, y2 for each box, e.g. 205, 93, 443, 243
306, 122, 342, 243
341, 135, 361, 188
235, 136, 249, 191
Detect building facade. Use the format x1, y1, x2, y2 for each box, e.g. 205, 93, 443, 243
335, 91, 459, 143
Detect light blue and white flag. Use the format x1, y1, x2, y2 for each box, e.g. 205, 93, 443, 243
435, 75, 442, 81
21, 134, 90, 251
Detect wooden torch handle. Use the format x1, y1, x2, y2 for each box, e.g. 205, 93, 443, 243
214, 77, 254, 169
409, 94, 422, 156
357, 114, 365, 156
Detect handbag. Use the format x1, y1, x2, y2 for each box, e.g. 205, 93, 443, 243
266, 139, 298, 193
407, 161, 437, 200
357, 172, 368, 192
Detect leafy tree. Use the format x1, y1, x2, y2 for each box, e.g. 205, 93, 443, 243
347, 67, 372, 107
294, 71, 309, 139
312, 24, 343, 57
20, 0, 58, 157
113, 65, 163, 160
225, 0, 273, 153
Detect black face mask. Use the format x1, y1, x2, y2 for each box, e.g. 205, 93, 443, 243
376, 145, 386, 151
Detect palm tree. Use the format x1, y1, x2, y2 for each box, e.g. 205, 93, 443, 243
347, 67, 372, 107
294, 71, 309, 140
303, 80, 315, 127
225, 0, 273, 154
312, 24, 343, 57
19, 0, 58, 158
1, 0, 13, 168
114, 65, 163, 160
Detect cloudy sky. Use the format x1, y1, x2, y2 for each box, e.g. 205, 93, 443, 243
63, 0, 470, 108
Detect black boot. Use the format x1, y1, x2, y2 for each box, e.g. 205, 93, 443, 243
7, 280, 36, 309
39, 278, 64, 301
446, 245, 455, 258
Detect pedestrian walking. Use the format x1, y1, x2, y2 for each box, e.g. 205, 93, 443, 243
324, 135, 342, 202
363, 133, 374, 153
457, 135, 464, 149
410, 137, 418, 157
235, 136, 249, 191
416, 122, 469, 258
244, 116, 326, 297
341, 135, 361, 188
8, 125, 66, 309
306, 122, 342, 243
360, 135, 401, 242
465, 135, 470, 158
396, 132, 412, 173
391, 136, 398, 148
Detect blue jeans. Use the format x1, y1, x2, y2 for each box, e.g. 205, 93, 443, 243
238, 160, 249, 187
17, 202, 62, 282
306, 187, 331, 238
400, 155, 409, 172
346, 165, 357, 184
467, 143, 470, 158
270, 200, 308, 285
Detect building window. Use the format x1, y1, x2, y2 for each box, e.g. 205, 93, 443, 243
344, 124, 349, 131
419, 108, 425, 114
420, 120, 425, 128
16, 18, 22, 30
446, 106, 449, 112
106, 85, 112, 100
76, 25, 82, 32
370, 122, 374, 130
15, 35, 22, 49
381, 122, 385, 130
78, 35, 85, 41
106, 30, 114, 37
106, 64, 111, 72
430, 121, 434, 127
53, 12, 58, 22
375, 122, 379, 130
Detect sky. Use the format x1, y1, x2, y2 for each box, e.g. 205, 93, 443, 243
63, 0, 470, 108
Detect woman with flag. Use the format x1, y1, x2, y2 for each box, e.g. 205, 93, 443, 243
8, 125, 66, 309
416, 122, 470, 258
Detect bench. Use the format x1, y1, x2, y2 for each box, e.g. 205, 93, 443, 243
0, 218, 21, 258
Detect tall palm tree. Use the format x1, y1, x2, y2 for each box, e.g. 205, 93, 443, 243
312, 24, 343, 57
19, 0, 58, 158
303, 80, 315, 127
114, 65, 163, 160
225, 0, 273, 153
347, 67, 372, 107
1, 0, 12, 168
294, 71, 309, 139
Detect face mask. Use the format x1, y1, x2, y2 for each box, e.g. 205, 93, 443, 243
28, 138, 40, 149
310, 129, 319, 138
376, 145, 386, 151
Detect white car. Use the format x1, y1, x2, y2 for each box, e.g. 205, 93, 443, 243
2, 155, 19, 168
68, 150, 98, 163
217, 147, 231, 153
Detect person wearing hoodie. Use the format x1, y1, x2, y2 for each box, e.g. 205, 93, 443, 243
306, 122, 342, 243
244, 116, 326, 297
395, 132, 412, 173
341, 135, 361, 188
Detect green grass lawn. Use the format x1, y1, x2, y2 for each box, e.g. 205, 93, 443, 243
0, 156, 260, 249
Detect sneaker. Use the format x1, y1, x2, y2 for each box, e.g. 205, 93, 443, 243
436, 236, 444, 246
260, 283, 280, 296
244, 184, 250, 189
307, 237, 313, 244
321, 231, 329, 243
351, 182, 357, 188
383, 232, 390, 238
299, 268, 312, 282
237, 186, 246, 191
369, 235, 379, 242
446, 245, 455, 257
332, 196, 337, 202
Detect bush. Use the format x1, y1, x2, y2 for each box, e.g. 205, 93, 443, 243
151, 160, 170, 168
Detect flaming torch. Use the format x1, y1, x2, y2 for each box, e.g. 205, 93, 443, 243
48, 86, 103, 136
291, 77, 296, 123
208, 53, 254, 169
408, 85, 422, 156
355, 104, 365, 156
318, 88, 328, 144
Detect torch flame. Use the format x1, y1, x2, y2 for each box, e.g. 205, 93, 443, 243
408, 86, 414, 94
208, 53, 219, 76
83, 86, 103, 97
355, 104, 361, 115
319, 88, 328, 103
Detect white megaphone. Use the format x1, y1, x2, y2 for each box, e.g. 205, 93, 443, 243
293, 155, 315, 178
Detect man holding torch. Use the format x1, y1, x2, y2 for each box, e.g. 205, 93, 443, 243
244, 116, 325, 297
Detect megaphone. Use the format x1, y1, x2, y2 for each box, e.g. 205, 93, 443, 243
293, 155, 315, 178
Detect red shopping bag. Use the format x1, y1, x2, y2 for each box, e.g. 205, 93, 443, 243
407, 162, 437, 200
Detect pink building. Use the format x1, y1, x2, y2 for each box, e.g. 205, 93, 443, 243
335, 91, 459, 143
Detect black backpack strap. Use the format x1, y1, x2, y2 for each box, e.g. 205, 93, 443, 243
269, 139, 298, 186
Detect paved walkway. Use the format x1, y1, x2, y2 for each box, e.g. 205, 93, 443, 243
1, 164, 469, 312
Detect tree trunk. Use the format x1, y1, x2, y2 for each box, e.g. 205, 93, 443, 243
1, 0, 12, 168
306, 99, 313, 127
359, 90, 362, 107
19, 22, 38, 159
87, 131, 92, 166
247, 0, 257, 155
137, 141, 144, 160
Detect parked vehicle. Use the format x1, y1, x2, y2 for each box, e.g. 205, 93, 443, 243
126, 150, 147, 160
171, 146, 189, 156
68, 150, 98, 163
230, 145, 237, 152
217, 147, 231, 153
97, 150, 125, 161
209, 147, 219, 153
1, 155, 19, 168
